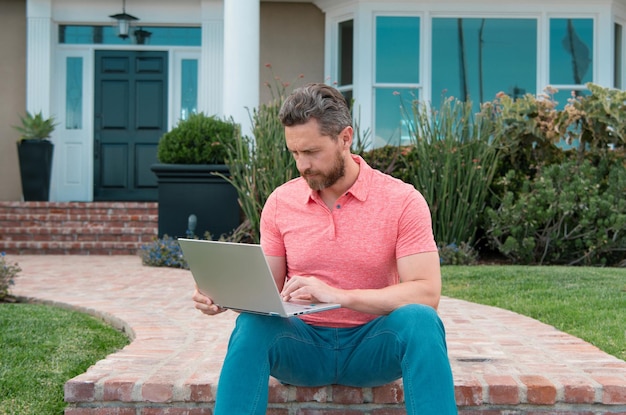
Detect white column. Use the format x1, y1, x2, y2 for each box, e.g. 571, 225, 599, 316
26, 0, 54, 117
200, 0, 224, 117
223, 0, 259, 139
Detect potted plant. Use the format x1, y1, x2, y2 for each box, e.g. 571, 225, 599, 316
150, 113, 241, 239
14, 111, 57, 201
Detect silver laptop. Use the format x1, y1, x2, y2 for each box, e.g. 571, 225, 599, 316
178, 238, 341, 317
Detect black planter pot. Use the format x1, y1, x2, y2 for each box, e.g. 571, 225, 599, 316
17, 140, 54, 201
151, 163, 241, 239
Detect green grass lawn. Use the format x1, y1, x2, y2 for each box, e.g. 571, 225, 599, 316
0, 303, 129, 415
442, 265, 626, 361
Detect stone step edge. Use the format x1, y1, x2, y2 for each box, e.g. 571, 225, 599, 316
0, 213, 159, 222
0, 232, 157, 246
62, 375, 626, 407
1, 241, 153, 249
1, 226, 157, 235
0, 201, 157, 208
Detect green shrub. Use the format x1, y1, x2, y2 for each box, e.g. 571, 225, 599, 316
361, 145, 411, 182
0, 252, 20, 301
156, 113, 238, 164
439, 243, 478, 266
486, 159, 626, 266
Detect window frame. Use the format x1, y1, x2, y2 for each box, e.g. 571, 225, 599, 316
372, 12, 423, 146
324, 3, 604, 149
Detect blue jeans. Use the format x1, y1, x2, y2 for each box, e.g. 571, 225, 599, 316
214, 304, 457, 414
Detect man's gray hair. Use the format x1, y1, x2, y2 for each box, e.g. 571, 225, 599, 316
279, 83, 352, 138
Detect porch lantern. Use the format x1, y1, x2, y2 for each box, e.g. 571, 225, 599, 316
109, 0, 139, 39
134, 27, 152, 45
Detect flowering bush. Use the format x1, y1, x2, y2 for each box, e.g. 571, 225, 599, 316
140, 235, 189, 269
0, 252, 21, 301
140, 222, 256, 269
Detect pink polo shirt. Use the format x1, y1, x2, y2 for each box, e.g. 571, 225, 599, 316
260, 155, 437, 328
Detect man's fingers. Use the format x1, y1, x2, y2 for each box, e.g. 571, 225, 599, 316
192, 287, 226, 315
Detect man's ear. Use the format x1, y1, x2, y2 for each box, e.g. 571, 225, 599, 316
340, 126, 354, 150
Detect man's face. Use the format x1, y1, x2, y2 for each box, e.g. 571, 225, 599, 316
285, 119, 346, 191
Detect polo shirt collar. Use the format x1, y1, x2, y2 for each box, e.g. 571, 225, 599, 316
304, 154, 372, 204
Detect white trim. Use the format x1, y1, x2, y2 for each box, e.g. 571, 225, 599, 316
352, 6, 372, 147
26, 15, 54, 116
596, 10, 615, 86
421, 10, 432, 105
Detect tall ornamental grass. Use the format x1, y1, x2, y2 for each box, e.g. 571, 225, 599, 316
400, 97, 500, 247
223, 77, 300, 243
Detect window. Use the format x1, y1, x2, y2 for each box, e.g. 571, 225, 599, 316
59, 26, 201, 46
180, 59, 198, 120
324, 3, 614, 151
337, 19, 354, 104
376, 16, 420, 84
374, 16, 420, 146
65, 57, 83, 129
615, 23, 622, 89
549, 18, 593, 102
432, 18, 537, 111
550, 18, 593, 85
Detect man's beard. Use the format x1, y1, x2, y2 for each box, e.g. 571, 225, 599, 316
303, 150, 345, 191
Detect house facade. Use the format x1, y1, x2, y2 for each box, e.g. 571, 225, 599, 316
2, 0, 625, 202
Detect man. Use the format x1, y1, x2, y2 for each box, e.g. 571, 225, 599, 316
193, 83, 457, 414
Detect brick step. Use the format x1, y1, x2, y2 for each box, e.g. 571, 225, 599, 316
0, 214, 157, 228
2, 240, 148, 255
0, 201, 158, 255
0, 201, 158, 215
2, 226, 156, 242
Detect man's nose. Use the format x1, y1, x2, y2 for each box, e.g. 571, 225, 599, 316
296, 156, 311, 172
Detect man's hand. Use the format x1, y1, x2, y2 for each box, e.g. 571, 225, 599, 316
279, 251, 441, 315
193, 286, 227, 315
281, 275, 344, 305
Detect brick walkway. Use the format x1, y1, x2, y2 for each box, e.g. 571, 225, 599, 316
10, 254, 626, 414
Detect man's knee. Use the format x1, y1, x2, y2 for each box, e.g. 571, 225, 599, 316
390, 303, 440, 321
387, 304, 445, 338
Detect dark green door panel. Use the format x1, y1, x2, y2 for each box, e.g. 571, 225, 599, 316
94, 50, 167, 201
